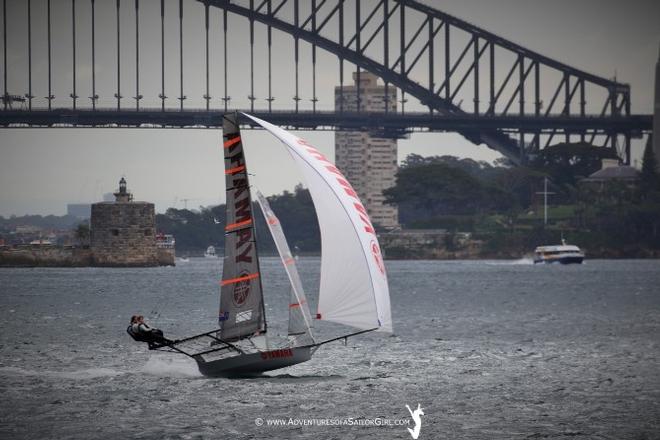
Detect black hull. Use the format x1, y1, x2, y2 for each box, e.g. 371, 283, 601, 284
534, 256, 584, 265
194, 346, 312, 378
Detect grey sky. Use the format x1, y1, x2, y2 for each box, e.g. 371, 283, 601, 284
0, 0, 658, 217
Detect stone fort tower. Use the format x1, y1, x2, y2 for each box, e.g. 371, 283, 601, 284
90, 178, 159, 267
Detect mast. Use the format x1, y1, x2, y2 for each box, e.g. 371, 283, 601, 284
536, 177, 555, 226
219, 113, 266, 341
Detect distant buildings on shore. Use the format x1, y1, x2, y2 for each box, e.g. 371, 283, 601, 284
580, 158, 640, 191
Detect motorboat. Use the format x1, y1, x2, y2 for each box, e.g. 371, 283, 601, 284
533, 239, 584, 264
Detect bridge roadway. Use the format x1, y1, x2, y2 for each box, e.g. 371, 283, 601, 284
0, 109, 651, 137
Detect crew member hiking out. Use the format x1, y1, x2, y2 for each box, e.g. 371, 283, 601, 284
127, 315, 172, 349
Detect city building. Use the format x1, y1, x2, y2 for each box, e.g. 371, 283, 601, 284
334, 72, 399, 229
654, 44, 660, 171
67, 203, 91, 219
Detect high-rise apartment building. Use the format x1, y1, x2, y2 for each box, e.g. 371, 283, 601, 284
653, 44, 660, 171
334, 72, 399, 229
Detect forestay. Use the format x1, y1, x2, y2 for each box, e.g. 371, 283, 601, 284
255, 190, 315, 346
244, 113, 393, 333
219, 113, 266, 341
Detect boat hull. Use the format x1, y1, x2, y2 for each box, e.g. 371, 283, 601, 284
194, 346, 312, 378
534, 256, 584, 264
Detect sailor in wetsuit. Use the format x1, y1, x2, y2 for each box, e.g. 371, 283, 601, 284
128, 315, 171, 348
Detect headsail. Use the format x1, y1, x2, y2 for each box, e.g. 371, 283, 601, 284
244, 113, 393, 333
255, 190, 315, 346
219, 113, 266, 341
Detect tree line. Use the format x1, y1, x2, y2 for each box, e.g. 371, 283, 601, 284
156, 184, 320, 255
384, 141, 660, 257
4, 140, 659, 258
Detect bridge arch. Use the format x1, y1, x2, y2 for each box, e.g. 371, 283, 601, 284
204, 0, 631, 162
0, 0, 643, 163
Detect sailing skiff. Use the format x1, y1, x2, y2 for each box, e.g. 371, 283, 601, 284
129, 113, 392, 377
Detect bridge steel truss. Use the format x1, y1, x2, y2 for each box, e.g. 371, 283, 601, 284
0, 0, 650, 164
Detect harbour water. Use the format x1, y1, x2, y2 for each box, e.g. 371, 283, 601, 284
1, 258, 659, 439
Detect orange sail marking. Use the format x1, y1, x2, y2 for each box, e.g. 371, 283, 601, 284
221, 272, 260, 286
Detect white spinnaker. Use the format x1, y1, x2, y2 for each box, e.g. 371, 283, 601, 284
244, 113, 392, 333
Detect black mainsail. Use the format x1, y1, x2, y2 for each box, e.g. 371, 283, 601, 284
219, 113, 266, 341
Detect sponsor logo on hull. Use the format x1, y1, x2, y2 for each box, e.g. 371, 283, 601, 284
260, 348, 294, 360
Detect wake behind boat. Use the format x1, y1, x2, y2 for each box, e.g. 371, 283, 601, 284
533, 239, 585, 264
128, 113, 392, 377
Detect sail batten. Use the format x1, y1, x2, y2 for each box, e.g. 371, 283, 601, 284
244, 113, 393, 333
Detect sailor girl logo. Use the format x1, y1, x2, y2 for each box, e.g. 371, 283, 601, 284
405, 404, 424, 439
233, 271, 251, 306
370, 240, 386, 275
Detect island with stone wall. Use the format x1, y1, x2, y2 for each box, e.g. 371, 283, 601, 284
0, 178, 174, 267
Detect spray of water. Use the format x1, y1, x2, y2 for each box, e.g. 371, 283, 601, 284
141, 355, 201, 378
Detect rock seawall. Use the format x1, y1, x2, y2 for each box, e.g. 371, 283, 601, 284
0, 246, 174, 267
0, 247, 92, 267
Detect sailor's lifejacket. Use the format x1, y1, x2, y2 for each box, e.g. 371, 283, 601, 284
127, 325, 149, 342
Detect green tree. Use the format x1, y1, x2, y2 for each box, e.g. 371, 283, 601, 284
75, 223, 90, 247
261, 185, 319, 252
492, 166, 546, 210
384, 156, 513, 226
531, 142, 618, 188
156, 207, 225, 253
154, 185, 321, 254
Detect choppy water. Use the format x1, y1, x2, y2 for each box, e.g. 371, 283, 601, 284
1, 258, 659, 439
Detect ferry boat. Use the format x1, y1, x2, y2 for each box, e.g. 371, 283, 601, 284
533, 239, 585, 264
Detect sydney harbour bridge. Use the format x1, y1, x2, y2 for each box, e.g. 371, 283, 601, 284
0, 0, 652, 164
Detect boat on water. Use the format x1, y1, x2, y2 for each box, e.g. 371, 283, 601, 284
128, 113, 392, 377
533, 239, 585, 264
156, 233, 175, 249
204, 245, 217, 258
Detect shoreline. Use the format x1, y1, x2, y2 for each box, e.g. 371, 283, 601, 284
0, 246, 174, 268
2, 254, 659, 268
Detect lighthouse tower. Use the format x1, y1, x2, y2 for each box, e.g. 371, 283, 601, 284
113, 177, 133, 202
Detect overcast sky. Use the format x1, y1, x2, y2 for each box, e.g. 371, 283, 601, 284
0, 0, 658, 217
